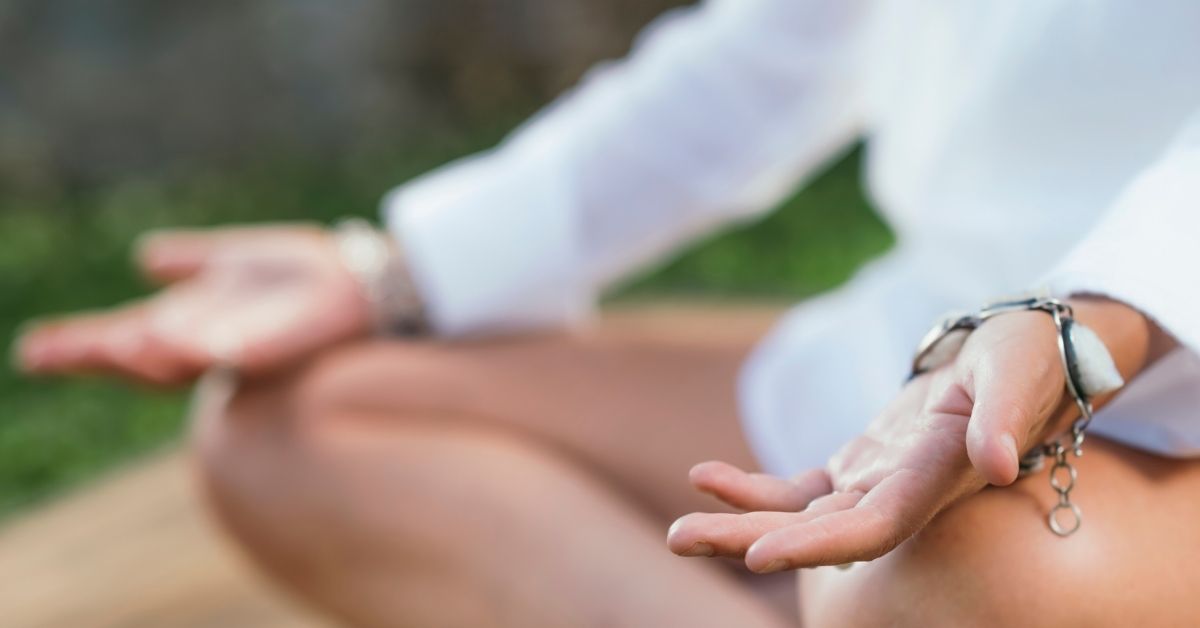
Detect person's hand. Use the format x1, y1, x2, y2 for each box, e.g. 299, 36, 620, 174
13, 224, 372, 385
667, 299, 1164, 573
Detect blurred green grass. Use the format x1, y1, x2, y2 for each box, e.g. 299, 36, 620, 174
0, 129, 890, 520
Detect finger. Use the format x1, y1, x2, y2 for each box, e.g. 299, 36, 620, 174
16, 311, 125, 375
136, 229, 230, 283
668, 511, 805, 558
964, 342, 1061, 486
78, 306, 189, 385
744, 471, 934, 572
14, 322, 53, 373
745, 504, 897, 573
689, 462, 832, 512
667, 491, 862, 558
135, 224, 319, 284
17, 302, 207, 385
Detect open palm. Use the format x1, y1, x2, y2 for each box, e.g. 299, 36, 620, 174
667, 311, 1073, 572
15, 225, 371, 385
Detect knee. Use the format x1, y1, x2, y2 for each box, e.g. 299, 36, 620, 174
800, 472, 1109, 627
189, 338, 503, 540
187, 347, 400, 571
185, 344, 545, 570
190, 341, 464, 458
188, 365, 325, 567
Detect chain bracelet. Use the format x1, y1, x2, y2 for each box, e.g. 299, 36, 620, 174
913, 296, 1109, 538
1025, 389, 1093, 537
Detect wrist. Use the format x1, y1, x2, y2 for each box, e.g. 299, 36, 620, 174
1021, 296, 1170, 442
1065, 296, 1174, 392
333, 218, 429, 336
910, 293, 1148, 536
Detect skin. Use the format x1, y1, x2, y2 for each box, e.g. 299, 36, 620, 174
16, 224, 370, 383
800, 436, 1200, 627
666, 299, 1175, 574
13, 224, 1199, 626
187, 326, 794, 627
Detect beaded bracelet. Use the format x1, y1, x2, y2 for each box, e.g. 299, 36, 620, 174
334, 218, 429, 337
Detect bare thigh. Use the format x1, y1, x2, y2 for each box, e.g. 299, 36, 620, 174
291, 303, 782, 520
252, 305, 1200, 627
800, 437, 1200, 627
193, 304, 794, 627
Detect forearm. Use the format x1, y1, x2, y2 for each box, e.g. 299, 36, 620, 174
385, 0, 871, 337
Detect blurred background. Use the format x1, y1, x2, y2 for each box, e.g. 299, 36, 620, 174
0, 8, 892, 622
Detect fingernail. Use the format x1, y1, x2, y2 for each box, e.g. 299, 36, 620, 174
757, 559, 790, 574
682, 542, 715, 557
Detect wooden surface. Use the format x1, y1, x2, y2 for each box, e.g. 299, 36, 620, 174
0, 450, 333, 628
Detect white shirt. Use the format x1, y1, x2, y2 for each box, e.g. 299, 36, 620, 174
383, 0, 1200, 475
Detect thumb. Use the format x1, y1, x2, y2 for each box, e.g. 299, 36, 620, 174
964, 342, 1062, 486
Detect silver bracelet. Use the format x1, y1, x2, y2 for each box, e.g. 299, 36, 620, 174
910, 296, 1123, 536
334, 218, 428, 336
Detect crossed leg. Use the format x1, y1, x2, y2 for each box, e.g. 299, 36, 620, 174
191, 305, 1200, 627
191, 306, 793, 627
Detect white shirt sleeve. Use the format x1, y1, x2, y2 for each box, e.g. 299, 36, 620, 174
1043, 109, 1200, 353
382, 0, 872, 336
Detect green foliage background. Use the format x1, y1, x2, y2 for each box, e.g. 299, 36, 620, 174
0, 124, 890, 519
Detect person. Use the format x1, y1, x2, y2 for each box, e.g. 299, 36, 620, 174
14, 1, 1200, 625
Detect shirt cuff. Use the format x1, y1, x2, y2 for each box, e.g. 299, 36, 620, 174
1040, 138, 1200, 351
381, 150, 590, 338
